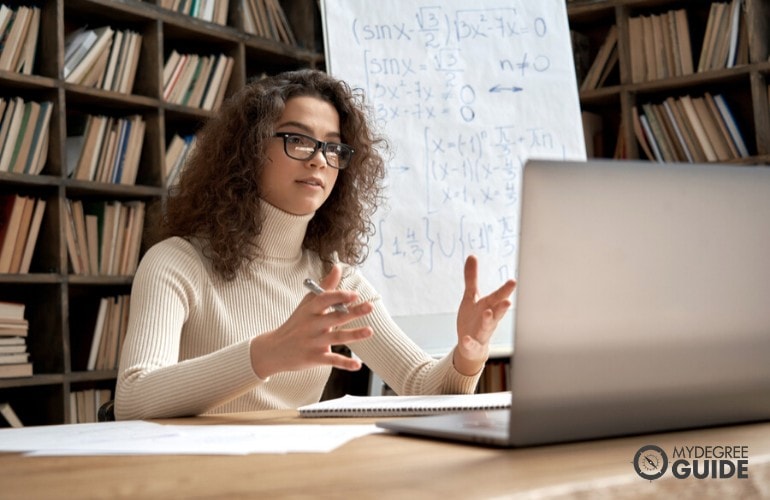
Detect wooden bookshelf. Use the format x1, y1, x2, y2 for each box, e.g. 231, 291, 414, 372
569, 0, 770, 164
0, 0, 322, 426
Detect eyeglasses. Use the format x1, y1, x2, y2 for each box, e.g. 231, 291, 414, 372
273, 132, 354, 170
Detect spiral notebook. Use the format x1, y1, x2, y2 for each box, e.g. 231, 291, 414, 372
298, 391, 511, 418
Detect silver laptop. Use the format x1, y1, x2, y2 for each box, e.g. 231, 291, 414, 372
377, 159, 770, 447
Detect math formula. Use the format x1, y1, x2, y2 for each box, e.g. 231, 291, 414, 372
325, 0, 585, 315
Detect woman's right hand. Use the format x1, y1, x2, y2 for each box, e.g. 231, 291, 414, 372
249, 265, 373, 379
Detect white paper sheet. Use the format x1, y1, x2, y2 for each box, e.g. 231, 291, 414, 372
0, 421, 382, 456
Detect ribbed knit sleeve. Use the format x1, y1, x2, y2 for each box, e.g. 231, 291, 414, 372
115, 239, 264, 420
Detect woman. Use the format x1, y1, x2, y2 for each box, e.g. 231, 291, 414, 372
115, 69, 516, 420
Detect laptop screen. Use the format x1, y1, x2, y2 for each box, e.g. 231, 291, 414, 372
509, 159, 770, 445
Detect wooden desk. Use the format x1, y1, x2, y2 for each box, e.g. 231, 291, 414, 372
1, 412, 769, 499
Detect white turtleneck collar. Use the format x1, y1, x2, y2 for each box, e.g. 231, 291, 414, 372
255, 200, 315, 260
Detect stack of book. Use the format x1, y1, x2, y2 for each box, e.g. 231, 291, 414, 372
164, 133, 197, 186
66, 114, 146, 185
162, 50, 234, 111
0, 97, 54, 175
633, 92, 749, 163
64, 199, 146, 276
158, 0, 229, 26
0, 4, 40, 74
63, 26, 143, 92
0, 301, 32, 379
87, 294, 130, 371
242, 0, 296, 45
0, 194, 46, 274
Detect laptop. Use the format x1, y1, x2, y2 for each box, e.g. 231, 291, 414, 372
377, 159, 770, 447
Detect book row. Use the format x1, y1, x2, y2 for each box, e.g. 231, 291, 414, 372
479, 359, 510, 394
0, 4, 40, 75
0, 195, 46, 275
159, 0, 229, 26
162, 50, 234, 111
243, 0, 297, 45
696, 0, 748, 72
64, 25, 143, 93
65, 199, 146, 276
70, 388, 113, 424
87, 294, 129, 372
579, 0, 753, 90
628, 8, 696, 84
165, 133, 198, 186
633, 93, 749, 163
0, 97, 53, 175
67, 114, 146, 185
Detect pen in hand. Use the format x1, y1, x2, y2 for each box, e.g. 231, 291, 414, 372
303, 278, 349, 313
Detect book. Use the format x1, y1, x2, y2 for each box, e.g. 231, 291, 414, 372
712, 93, 750, 157
679, 95, 718, 161
10, 100, 40, 173
0, 362, 32, 378
638, 113, 663, 162
0, 336, 25, 346
746, 0, 769, 63
0, 6, 31, 72
100, 29, 123, 91
0, 97, 25, 172
0, 195, 26, 273
0, 401, 23, 427
87, 298, 108, 371
0, 300, 25, 320
297, 391, 511, 418
691, 96, 732, 161
704, 92, 740, 158
0, 343, 26, 353
631, 105, 655, 161
8, 195, 35, 273
673, 9, 694, 75
23, 100, 53, 175
0, 326, 27, 337
726, 0, 744, 67
0, 352, 29, 364
63, 199, 84, 274
17, 6, 40, 75
580, 25, 617, 91
118, 31, 142, 94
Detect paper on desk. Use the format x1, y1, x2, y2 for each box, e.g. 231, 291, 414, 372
0, 420, 382, 456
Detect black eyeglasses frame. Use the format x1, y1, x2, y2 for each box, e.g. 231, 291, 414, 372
273, 132, 354, 170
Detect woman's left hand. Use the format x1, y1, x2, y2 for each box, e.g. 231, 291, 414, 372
454, 255, 517, 376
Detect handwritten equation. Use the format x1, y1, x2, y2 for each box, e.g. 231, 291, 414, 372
325, 0, 584, 315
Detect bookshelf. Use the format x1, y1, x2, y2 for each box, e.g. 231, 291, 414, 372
569, 0, 770, 164
0, 0, 322, 426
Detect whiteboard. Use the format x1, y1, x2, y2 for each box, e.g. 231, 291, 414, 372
321, 0, 585, 355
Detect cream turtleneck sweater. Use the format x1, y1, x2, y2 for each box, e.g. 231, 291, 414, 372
115, 202, 479, 420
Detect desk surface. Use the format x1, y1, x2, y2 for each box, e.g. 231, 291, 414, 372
1, 411, 769, 499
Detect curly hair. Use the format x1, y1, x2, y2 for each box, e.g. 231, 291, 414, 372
156, 69, 388, 281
